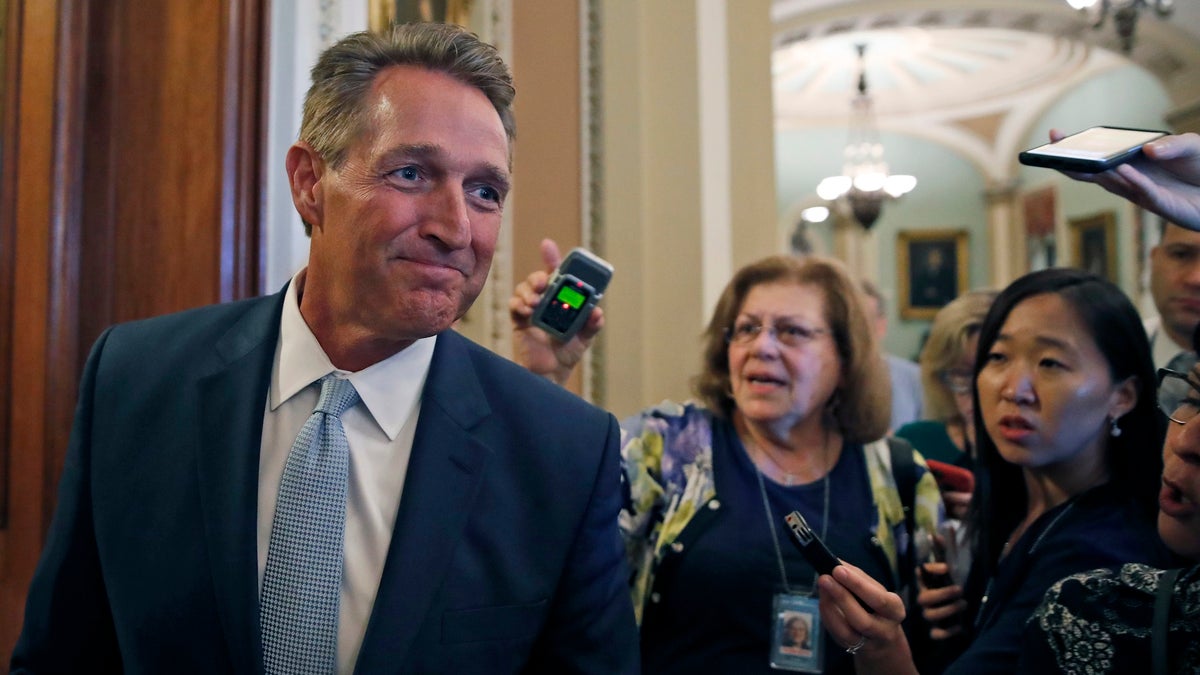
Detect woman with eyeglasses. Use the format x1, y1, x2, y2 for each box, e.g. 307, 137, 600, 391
510, 244, 942, 673
813, 268, 1173, 675
896, 290, 998, 469
1016, 335, 1200, 674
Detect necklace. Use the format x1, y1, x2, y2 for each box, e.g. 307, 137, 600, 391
755, 447, 803, 486
749, 433, 829, 486
749, 434, 832, 592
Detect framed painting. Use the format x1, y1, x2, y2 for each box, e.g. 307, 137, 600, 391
1069, 211, 1118, 283
898, 229, 969, 320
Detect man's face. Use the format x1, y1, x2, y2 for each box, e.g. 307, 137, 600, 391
300, 65, 510, 352
1151, 224, 1200, 348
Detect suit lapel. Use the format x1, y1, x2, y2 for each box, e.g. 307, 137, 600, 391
196, 292, 285, 674
354, 331, 493, 671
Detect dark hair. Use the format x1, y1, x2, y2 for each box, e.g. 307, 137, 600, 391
694, 255, 890, 442
967, 268, 1162, 580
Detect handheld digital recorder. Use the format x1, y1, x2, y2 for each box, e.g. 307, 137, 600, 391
783, 511, 840, 576
531, 247, 614, 342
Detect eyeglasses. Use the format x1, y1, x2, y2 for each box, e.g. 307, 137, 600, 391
726, 321, 830, 348
939, 369, 973, 395
1157, 368, 1200, 425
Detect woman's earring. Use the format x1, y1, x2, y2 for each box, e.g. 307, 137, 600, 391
1109, 415, 1122, 438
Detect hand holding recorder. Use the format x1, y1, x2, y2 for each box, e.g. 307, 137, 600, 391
785, 512, 915, 669
509, 239, 611, 385
815, 562, 915, 671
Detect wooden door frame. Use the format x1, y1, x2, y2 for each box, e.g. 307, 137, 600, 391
1, 0, 269, 660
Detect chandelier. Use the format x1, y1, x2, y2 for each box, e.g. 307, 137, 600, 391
1065, 0, 1174, 53
815, 44, 916, 231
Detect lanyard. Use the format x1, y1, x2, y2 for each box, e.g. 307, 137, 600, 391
753, 446, 831, 594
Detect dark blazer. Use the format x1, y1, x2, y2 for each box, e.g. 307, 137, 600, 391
11, 289, 639, 674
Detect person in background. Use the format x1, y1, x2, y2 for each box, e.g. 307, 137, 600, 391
1051, 128, 1200, 381
1017, 324, 1200, 674
861, 280, 924, 432
895, 290, 997, 469
812, 268, 1172, 675
11, 24, 638, 674
1145, 220, 1200, 372
511, 242, 942, 674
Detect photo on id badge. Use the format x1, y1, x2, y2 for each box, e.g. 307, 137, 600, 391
770, 593, 823, 672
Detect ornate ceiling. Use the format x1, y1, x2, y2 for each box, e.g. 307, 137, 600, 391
771, 0, 1200, 181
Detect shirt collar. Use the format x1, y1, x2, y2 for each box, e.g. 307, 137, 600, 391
272, 269, 437, 441
1149, 316, 1191, 370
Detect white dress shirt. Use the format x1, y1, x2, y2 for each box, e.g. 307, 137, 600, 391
258, 270, 435, 674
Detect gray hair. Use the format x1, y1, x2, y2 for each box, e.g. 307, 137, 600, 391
300, 22, 515, 171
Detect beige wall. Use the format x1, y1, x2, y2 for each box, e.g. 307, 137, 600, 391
501, 0, 778, 416
510, 0, 585, 392
511, 1, 582, 277
598, 0, 777, 417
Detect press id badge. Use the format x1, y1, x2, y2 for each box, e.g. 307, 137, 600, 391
769, 592, 823, 672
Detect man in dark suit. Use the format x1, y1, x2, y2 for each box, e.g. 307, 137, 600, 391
11, 23, 638, 674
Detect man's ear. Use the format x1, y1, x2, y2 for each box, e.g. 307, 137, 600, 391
286, 142, 325, 234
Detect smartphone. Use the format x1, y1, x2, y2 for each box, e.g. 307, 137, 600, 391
925, 459, 974, 495
531, 247, 614, 341
1018, 126, 1167, 173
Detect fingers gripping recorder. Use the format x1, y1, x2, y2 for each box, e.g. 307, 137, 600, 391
783, 511, 839, 576
531, 247, 614, 341
785, 510, 874, 612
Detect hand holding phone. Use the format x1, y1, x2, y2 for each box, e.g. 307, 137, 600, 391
914, 528, 967, 632
530, 247, 613, 341
914, 529, 952, 589
919, 562, 953, 590
1019, 126, 1168, 173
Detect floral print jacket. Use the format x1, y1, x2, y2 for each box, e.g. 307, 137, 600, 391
619, 400, 943, 623
1021, 563, 1200, 673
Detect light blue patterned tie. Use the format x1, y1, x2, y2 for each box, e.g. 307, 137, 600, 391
261, 375, 359, 675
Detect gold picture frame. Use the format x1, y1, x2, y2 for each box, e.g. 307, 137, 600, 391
1069, 211, 1118, 283
898, 229, 969, 320
369, 0, 475, 31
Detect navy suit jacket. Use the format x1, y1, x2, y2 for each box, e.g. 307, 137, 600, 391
12, 289, 639, 674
